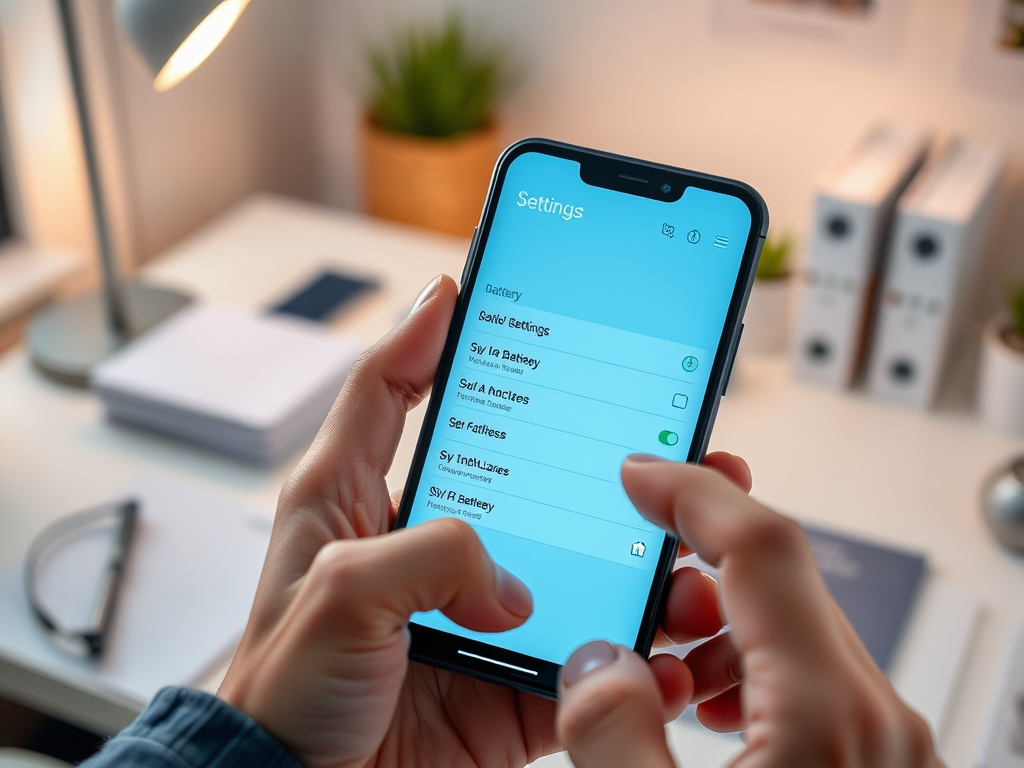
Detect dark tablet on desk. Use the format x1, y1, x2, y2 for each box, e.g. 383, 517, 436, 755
269, 270, 380, 322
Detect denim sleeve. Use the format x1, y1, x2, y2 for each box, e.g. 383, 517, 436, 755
81, 687, 303, 768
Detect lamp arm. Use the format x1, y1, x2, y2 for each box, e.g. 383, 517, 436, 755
55, 0, 130, 337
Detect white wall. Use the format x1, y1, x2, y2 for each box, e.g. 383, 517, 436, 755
89, 0, 318, 264
0, 0, 320, 284
7, 0, 1020, 310
312, 0, 1024, 318
0, 0, 94, 282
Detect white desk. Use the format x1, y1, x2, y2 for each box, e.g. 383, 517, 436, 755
1, 194, 1022, 767
0, 195, 468, 734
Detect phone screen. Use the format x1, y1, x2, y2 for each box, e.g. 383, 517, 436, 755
402, 149, 754, 668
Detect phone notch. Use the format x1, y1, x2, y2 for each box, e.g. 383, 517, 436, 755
578, 155, 684, 203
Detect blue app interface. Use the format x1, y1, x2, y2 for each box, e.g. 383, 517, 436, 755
406, 151, 752, 665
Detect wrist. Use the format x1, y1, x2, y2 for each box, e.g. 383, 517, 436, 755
217, 640, 275, 749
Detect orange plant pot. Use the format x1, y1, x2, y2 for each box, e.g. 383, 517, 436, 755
361, 119, 499, 238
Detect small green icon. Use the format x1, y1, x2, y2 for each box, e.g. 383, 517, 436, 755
658, 430, 679, 446
682, 356, 698, 372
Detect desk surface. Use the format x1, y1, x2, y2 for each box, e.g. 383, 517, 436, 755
1, 194, 1022, 766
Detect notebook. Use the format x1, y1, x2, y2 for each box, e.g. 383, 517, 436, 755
803, 524, 925, 671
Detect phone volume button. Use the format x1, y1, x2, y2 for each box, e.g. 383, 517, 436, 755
722, 323, 743, 396
460, 227, 479, 291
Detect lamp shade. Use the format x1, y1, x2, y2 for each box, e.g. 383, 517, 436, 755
115, 0, 250, 91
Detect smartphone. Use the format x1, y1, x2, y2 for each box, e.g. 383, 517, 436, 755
393, 138, 767, 698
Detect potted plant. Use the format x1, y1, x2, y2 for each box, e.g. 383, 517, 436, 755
360, 15, 517, 238
979, 279, 1024, 437
740, 234, 793, 355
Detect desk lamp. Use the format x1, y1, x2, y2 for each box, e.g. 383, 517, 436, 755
28, 0, 250, 386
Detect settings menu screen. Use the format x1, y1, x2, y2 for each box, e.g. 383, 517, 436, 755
406, 151, 752, 665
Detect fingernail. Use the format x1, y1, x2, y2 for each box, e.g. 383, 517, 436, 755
625, 453, 666, 464
494, 563, 533, 618
699, 571, 728, 624
409, 275, 443, 315
562, 640, 617, 688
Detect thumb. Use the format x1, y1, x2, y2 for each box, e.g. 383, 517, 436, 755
308, 517, 533, 638
557, 642, 676, 768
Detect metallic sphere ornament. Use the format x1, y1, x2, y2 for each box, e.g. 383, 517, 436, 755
983, 457, 1024, 553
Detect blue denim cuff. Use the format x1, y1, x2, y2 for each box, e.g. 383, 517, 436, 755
82, 687, 303, 768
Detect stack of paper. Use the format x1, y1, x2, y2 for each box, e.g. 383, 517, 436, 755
92, 303, 361, 464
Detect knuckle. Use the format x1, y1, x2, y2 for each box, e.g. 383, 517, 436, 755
680, 463, 722, 496
670, 464, 739, 513
346, 346, 377, 385
308, 541, 362, 606
338, 348, 385, 406
668, 466, 721, 517
430, 517, 482, 558
732, 508, 806, 557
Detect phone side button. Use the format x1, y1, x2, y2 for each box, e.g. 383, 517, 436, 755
458, 649, 539, 676
460, 227, 479, 290
722, 323, 743, 396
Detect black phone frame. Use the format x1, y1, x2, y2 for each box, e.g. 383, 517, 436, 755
393, 137, 768, 699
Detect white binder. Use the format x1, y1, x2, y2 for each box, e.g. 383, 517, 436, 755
867, 138, 1006, 408
792, 126, 929, 388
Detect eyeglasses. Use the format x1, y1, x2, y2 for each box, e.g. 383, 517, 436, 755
25, 499, 139, 658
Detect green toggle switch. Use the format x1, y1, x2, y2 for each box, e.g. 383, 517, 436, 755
658, 430, 679, 446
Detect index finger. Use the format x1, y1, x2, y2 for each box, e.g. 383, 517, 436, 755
621, 456, 837, 657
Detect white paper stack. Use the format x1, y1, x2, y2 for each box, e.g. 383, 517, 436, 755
92, 303, 362, 464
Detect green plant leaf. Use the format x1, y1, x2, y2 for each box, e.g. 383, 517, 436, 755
365, 13, 518, 138
756, 234, 792, 280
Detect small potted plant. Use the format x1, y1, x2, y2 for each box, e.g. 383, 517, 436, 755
360, 14, 517, 238
740, 234, 793, 355
979, 279, 1024, 437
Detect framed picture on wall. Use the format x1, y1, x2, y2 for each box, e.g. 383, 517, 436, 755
963, 0, 1024, 98
713, 0, 911, 61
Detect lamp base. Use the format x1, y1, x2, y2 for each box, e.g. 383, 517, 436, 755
28, 283, 192, 387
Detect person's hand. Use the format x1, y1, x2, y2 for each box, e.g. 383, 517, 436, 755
555, 455, 944, 768
217, 275, 558, 768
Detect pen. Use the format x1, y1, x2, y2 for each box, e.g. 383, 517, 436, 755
83, 501, 139, 657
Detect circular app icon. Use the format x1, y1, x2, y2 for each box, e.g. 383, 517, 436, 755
687, 230, 701, 244
682, 356, 699, 372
